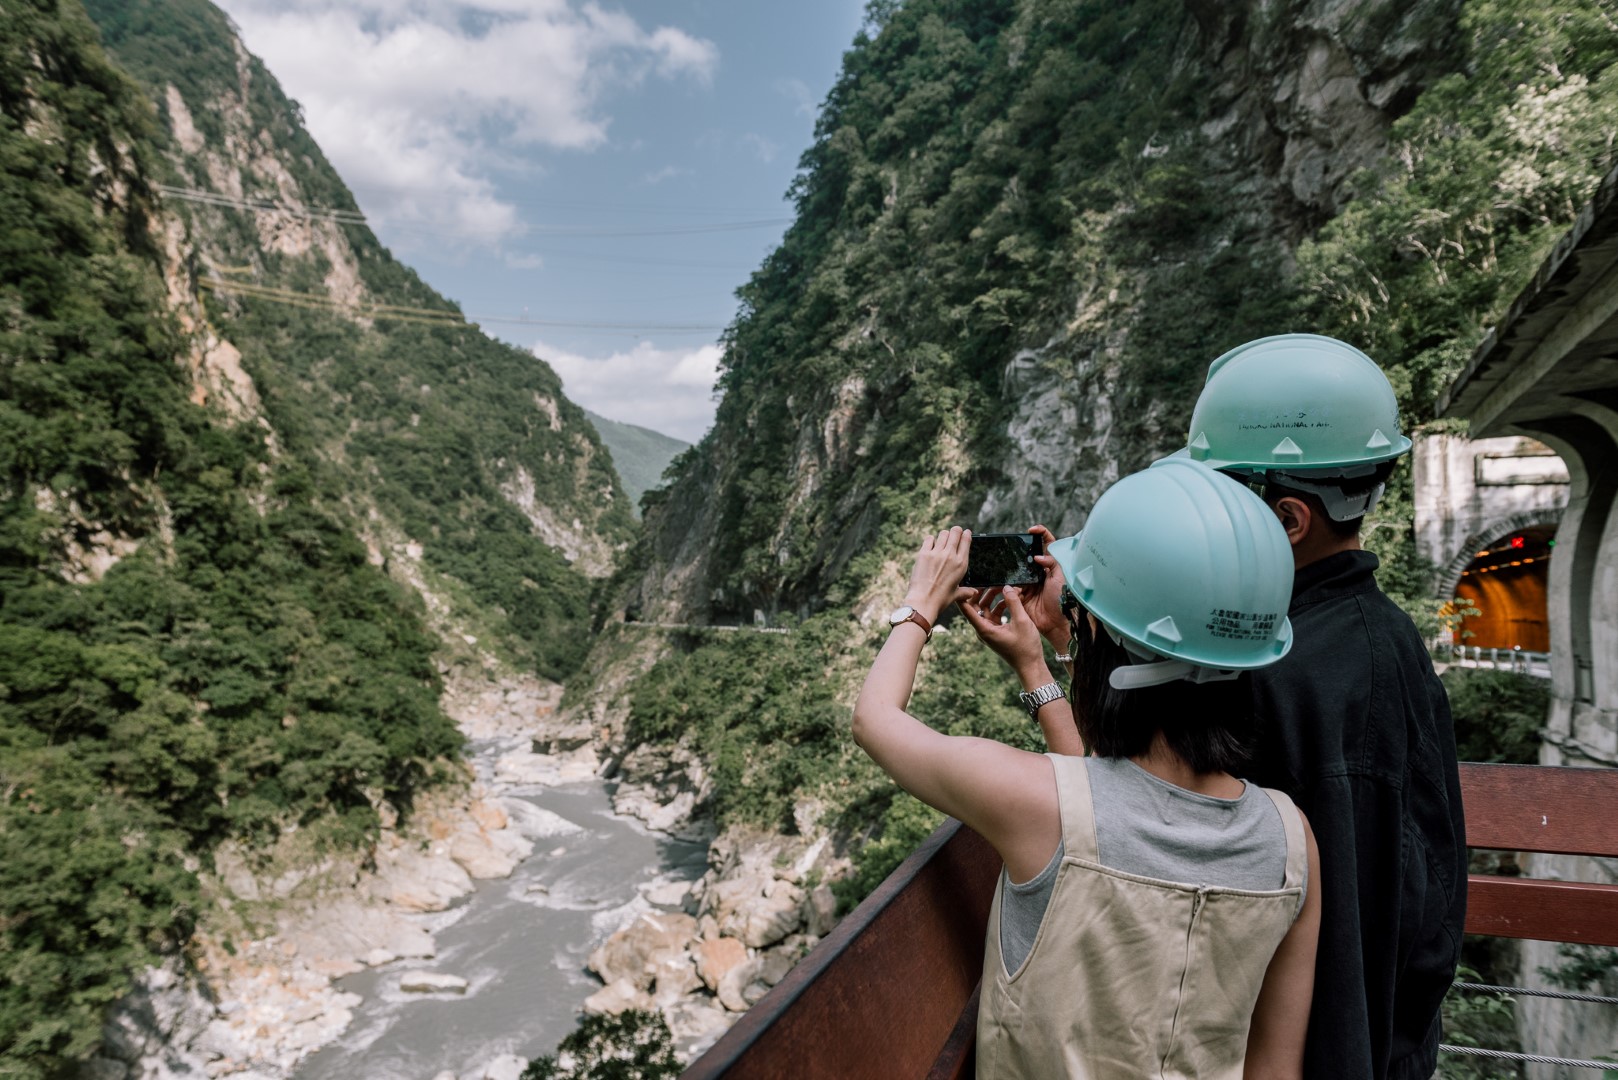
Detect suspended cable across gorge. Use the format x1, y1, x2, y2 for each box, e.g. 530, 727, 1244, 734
196, 278, 724, 333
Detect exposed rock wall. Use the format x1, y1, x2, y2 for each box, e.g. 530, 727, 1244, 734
977, 0, 1464, 541
628, 0, 1466, 626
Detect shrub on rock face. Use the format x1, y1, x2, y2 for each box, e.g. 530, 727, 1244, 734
520, 1010, 680, 1080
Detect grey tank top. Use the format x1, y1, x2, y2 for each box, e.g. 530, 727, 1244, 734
1000, 756, 1298, 972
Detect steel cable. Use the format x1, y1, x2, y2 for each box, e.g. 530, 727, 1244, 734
1439, 1044, 1618, 1070
1453, 981, 1618, 1006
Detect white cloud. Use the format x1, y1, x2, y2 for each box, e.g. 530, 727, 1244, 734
774, 77, 817, 118
639, 164, 690, 186
535, 338, 721, 443
216, 0, 718, 247
740, 132, 778, 163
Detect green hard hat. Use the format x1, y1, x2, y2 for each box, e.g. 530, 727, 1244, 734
1179, 333, 1413, 473
1048, 459, 1294, 686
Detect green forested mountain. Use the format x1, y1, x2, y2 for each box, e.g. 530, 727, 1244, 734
0, 0, 631, 1073
582, 410, 690, 516
6, 0, 1616, 1072
632, 0, 1618, 627
84, 0, 636, 678
602, 0, 1618, 901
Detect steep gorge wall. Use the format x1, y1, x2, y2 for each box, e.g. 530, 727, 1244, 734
627, 0, 1464, 628
88, 0, 635, 678
1, 1, 638, 1074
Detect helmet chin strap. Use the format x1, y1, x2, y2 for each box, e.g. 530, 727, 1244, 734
1267, 471, 1386, 522
1107, 639, 1243, 690
1108, 660, 1243, 690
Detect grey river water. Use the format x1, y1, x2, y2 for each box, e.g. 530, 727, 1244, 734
294, 763, 708, 1080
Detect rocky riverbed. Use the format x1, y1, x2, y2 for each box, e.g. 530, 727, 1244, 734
82, 672, 579, 1080
583, 743, 847, 1044
80, 665, 851, 1080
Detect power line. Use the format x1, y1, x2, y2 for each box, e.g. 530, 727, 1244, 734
197, 277, 724, 333
155, 184, 366, 224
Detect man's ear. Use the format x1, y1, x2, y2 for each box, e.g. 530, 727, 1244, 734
1270, 495, 1312, 547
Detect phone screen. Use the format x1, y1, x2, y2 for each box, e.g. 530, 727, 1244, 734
963, 533, 1045, 588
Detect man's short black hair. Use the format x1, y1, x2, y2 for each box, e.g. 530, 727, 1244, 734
1068, 622, 1254, 774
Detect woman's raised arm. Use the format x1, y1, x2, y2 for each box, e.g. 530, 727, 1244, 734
851, 527, 1060, 884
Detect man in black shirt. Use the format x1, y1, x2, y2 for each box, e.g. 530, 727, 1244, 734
1175, 334, 1467, 1080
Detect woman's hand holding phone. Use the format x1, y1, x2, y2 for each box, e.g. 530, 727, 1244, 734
1024, 524, 1072, 651
959, 586, 1049, 686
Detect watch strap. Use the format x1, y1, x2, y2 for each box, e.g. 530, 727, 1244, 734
1018, 681, 1065, 721
892, 607, 933, 641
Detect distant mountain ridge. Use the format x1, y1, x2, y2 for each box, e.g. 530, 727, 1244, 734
583, 410, 689, 516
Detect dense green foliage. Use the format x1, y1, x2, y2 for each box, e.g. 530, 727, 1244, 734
659, 0, 1299, 618
626, 615, 1049, 907
0, 1, 470, 1073
1441, 667, 1550, 764
520, 1010, 681, 1080
84, 0, 636, 679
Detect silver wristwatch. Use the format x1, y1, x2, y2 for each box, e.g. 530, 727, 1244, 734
1018, 681, 1065, 721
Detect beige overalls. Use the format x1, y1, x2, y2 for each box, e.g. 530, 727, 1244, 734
976, 753, 1307, 1079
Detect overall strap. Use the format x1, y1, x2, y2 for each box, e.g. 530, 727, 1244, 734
1259, 786, 1308, 893
1048, 753, 1099, 862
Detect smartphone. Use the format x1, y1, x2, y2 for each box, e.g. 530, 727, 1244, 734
962, 532, 1045, 588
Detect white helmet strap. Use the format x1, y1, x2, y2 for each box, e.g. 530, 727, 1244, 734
1268, 471, 1386, 522
1108, 643, 1245, 690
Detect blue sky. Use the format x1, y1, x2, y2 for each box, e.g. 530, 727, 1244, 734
215, 0, 869, 442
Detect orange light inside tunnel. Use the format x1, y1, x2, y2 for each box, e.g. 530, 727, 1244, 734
1452, 526, 1555, 651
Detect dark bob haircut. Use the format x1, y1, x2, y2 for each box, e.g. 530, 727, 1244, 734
1068, 618, 1255, 775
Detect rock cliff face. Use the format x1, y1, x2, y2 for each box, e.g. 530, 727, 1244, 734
86, 0, 634, 677
978, 0, 1464, 545
626, 0, 1464, 627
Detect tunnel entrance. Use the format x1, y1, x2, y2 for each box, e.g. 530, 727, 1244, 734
1452, 524, 1556, 651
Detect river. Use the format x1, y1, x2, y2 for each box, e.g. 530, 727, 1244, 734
292, 762, 708, 1080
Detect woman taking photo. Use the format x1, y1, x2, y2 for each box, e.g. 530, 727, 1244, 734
853, 459, 1321, 1079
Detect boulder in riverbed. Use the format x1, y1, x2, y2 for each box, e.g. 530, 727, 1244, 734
582, 977, 653, 1016
650, 953, 702, 1005
693, 937, 747, 993
664, 997, 735, 1059
592, 906, 698, 990
587, 911, 698, 990
709, 876, 803, 949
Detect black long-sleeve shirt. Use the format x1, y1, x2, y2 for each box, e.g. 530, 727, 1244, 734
1247, 550, 1467, 1080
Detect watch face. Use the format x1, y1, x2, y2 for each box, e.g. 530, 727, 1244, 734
888, 605, 914, 626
